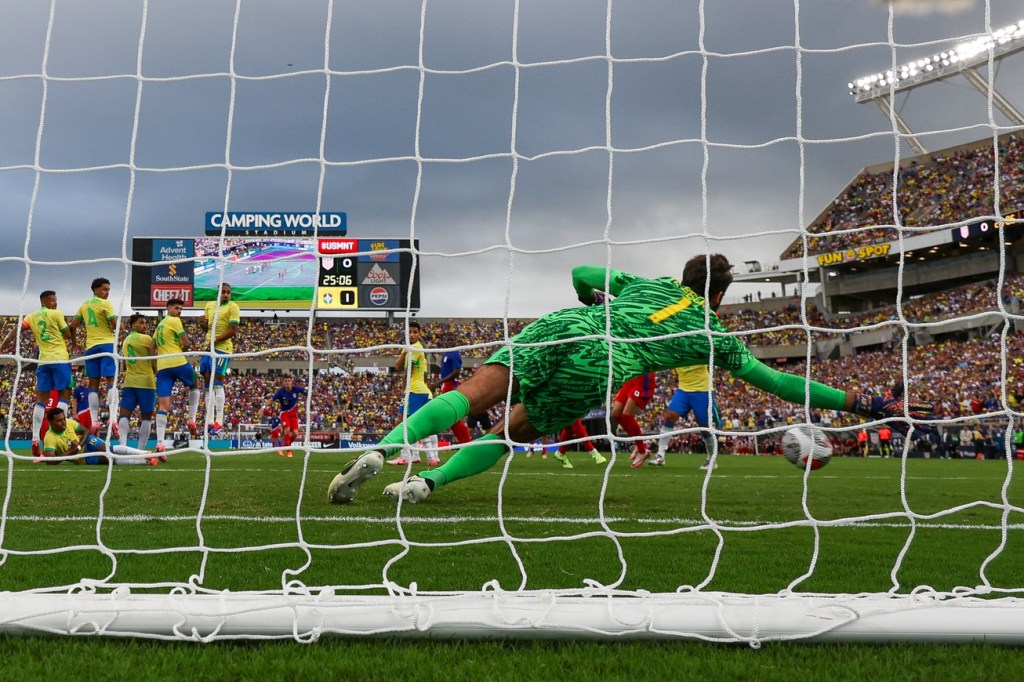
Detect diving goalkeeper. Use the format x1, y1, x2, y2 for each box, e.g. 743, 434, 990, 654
328, 253, 933, 505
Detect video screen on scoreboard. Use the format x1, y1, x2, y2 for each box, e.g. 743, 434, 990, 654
131, 237, 420, 311
193, 237, 316, 307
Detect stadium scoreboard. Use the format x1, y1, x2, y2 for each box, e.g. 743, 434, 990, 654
131, 237, 420, 311
315, 238, 420, 310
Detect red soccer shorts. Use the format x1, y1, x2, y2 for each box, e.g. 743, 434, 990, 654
280, 409, 299, 432
615, 374, 655, 409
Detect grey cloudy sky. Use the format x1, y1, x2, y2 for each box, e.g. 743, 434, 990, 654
1, 0, 1022, 319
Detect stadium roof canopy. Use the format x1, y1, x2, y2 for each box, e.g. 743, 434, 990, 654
848, 19, 1024, 155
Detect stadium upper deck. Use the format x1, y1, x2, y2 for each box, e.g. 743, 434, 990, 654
779, 132, 1024, 262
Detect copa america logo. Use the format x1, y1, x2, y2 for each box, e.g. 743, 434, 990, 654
369, 287, 389, 305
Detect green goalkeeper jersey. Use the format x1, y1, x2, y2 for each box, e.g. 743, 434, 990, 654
487, 266, 845, 433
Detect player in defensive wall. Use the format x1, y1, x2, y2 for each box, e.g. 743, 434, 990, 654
41, 407, 156, 466
117, 313, 157, 452
153, 298, 202, 453
200, 282, 240, 436
69, 277, 120, 437
329, 254, 935, 505
0, 290, 74, 459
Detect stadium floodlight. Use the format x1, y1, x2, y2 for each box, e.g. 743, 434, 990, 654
847, 20, 1024, 154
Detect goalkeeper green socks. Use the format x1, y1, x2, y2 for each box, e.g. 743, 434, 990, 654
419, 433, 507, 490
376, 391, 471, 454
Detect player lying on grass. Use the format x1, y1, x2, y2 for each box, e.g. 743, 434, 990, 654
40, 407, 158, 466
327, 253, 934, 505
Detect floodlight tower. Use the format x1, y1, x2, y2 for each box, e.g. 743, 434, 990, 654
848, 20, 1024, 155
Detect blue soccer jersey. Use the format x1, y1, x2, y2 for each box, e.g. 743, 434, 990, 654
272, 386, 307, 414
440, 351, 463, 386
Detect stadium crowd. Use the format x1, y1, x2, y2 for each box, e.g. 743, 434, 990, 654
719, 271, 1024, 347
782, 133, 1024, 260
2, 268, 1022, 459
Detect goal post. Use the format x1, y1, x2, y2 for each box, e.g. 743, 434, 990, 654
5, 592, 1024, 643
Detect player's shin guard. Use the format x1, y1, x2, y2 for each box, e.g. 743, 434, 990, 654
377, 391, 470, 455
138, 419, 152, 448
703, 434, 717, 454
155, 411, 168, 442
657, 424, 673, 456
119, 417, 130, 441
703, 434, 717, 464
88, 389, 101, 424
107, 387, 119, 415
419, 434, 506, 490
111, 444, 151, 457
109, 444, 154, 465
213, 385, 226, 424
32, 402, 45, 441
188, 389, 200, 422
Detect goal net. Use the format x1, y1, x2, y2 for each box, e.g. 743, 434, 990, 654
2, 0, 1024, 643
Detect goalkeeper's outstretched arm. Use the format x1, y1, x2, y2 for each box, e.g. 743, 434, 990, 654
732, 357, 934, 431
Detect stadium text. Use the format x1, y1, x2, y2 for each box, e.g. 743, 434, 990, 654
157, 243, 191, 260
319, 238, 358, 254
816, 243, 891, 267
205, 211, 347, 237
150, 286, 194, 305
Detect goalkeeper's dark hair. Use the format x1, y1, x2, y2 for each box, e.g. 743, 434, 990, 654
681, 253, 733, 299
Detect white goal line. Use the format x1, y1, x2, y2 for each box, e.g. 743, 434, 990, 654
5, 513, 1020, 532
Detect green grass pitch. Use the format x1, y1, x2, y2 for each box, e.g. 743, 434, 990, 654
2, 449, 1023, 677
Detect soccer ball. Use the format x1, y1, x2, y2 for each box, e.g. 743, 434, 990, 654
781, 425, 833, 470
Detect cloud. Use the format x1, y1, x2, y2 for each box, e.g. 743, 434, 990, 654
0, 0, 1021, 319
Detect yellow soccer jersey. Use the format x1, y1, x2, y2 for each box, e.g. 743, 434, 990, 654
204, 301, 241, 354
75, 296, 117, 348
43, 418, 85, 456
122, 331, 156, 389
154, 315, 188, 371
24, 307, 70, 362
674, 364, 711, 392
406, 341, 432, 397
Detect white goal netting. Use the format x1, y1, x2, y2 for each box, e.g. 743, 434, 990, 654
2, 0, 1024, 643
